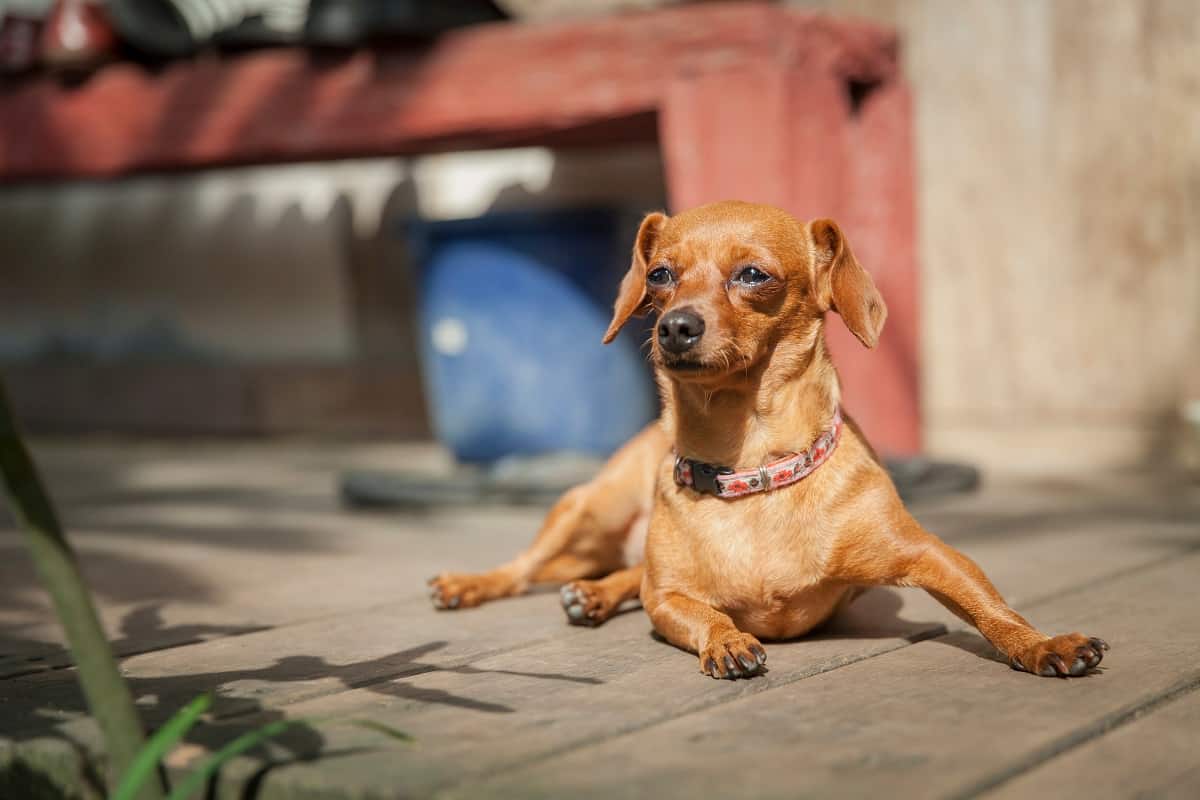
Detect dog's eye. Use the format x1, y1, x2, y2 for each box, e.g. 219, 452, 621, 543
732, 266, 771, 286
646, 267, 675, 287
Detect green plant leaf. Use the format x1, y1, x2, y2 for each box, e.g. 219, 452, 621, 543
111, 701, 413, 800
164, 718, 300, 800
112, 693, 212, 800
2, 381, 161, 798
345, 719, 414, 743
165, 715, 414, 799
165, 716, 414, 799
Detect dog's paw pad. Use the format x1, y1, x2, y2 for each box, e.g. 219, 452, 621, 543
699, 632, 767, 680
560, 581, 611, 627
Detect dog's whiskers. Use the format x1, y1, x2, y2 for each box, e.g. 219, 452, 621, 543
639, 334, 657, 364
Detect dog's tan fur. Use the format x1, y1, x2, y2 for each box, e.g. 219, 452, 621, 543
429, 201, 1108, 680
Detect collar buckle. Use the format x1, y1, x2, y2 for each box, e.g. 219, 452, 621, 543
689, 460, 734, 496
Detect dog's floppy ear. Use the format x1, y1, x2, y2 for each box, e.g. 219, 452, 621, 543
603, 211, 667, 344
809, 219, 887, 349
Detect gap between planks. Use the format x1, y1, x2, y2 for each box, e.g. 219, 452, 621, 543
959, 670, 1200, 799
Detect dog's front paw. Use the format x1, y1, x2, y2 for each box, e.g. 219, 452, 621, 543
699, 631, 767, 680
427, 572, 508, 610
1011, 633, 1109, 677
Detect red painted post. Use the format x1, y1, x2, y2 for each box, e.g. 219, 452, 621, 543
659, 41, 919, 456
835, 76, 920, 456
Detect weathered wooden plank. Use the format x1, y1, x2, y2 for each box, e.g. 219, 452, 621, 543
6, 489, 1181, 712
989, 686, 1200, 800
184, 588, 942, 800
0, 586, 580, 739
0, 507, 537, 679
1, 438, 548, 677
8, 468, 1189, 679
151, 520, 1198, 800
5, 471, 1196, 798
442, 554, 1200, 800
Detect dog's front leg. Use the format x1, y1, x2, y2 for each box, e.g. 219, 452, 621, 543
429, 484, 604, 609
892, 521, 1109, 677
429, 422, 665, 611
643, 591, 767, 679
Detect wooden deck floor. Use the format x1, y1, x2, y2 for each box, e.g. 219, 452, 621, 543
2, 441, 1198, 799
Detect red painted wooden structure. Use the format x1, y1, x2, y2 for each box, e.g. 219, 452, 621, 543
0, 1, 920, 454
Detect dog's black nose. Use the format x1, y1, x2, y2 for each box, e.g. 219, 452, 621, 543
658, 309, 706, 353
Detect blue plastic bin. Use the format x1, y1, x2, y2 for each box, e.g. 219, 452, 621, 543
407, 209, 657, 463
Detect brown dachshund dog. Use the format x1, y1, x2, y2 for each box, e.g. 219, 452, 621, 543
429, 200, 1108, 680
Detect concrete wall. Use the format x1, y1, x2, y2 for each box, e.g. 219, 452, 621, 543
793, 0, 1200, 472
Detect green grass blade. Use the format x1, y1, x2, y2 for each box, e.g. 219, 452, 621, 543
164, 718, 299, 800
1, 381, 160, 798
112, 693, 212, 800
345, 719, 414, 743
164, 715, 413, 800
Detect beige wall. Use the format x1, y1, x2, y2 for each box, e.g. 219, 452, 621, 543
794, 0, 1200, 472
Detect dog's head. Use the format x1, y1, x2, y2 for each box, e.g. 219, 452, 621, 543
603, 201, 886, 385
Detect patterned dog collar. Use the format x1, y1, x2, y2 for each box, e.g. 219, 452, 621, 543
673, 408, 843, 499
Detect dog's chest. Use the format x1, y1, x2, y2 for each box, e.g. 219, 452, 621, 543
671, 493, 853, 639
663, 491, 832, 601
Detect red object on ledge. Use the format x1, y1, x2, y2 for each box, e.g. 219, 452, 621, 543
0, 1, 920, 455
40, 0, 119, 73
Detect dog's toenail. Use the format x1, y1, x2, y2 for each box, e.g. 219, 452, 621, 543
448, 596, 460, 609
567, 604, 584, 620
1070, 658, 1087, 676
739, 654, 756, 670
1045, 654, 1068, 677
